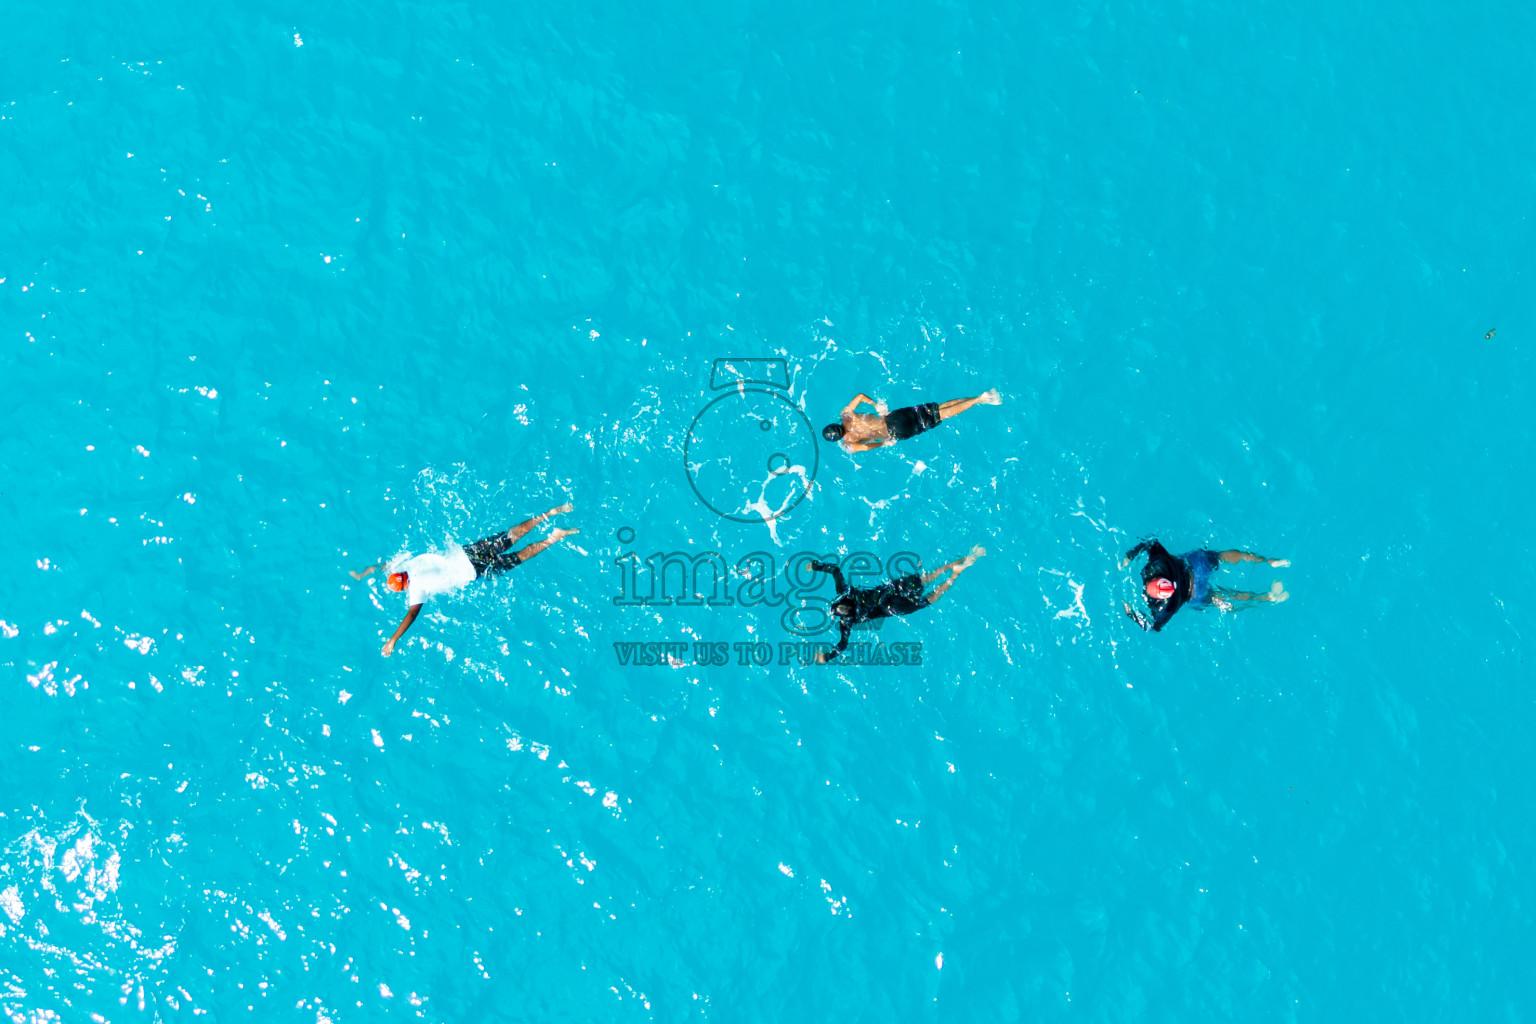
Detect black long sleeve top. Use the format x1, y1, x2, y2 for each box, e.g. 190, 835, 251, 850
810, 560, 929, 653
1124, 540, 1193, 632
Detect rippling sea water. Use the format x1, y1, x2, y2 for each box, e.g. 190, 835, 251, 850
3, 0, 1533, 1020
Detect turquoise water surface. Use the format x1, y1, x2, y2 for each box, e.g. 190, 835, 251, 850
3, 0, 1534, 1020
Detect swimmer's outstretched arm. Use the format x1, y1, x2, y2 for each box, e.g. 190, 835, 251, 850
382, 604, 422, 657
806, 560, 849, 594
1120, 540, 1155, 568
350, 563, 383, 579
1124, 600, 1179, 631
842, 393, 879, 416
844, 439, 891, 453
814, 620, 853, 664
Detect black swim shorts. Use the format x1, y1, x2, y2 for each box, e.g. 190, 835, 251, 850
884, 402, 942, 441
464, 532, 524, 578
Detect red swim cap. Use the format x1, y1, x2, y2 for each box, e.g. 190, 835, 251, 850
387, 572, 408, 592
1146, 577, 1176, 600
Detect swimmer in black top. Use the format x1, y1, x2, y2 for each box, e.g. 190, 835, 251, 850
1121, 539, 1290, 631
822, 389, 1002, 453
806, 546, 986, 662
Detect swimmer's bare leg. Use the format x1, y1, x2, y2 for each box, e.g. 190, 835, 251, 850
920, 545, 986, 584
936, 390, 1003, 421
920, 562, 956, 585
505, 502, 576, 543
509, 527, 581, 564
926, 576, 958, 603
1217, 549, 1290, 568
923, 546, 986, 602
1211, 582, 1289, 610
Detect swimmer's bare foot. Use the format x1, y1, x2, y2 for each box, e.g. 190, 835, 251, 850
921, 547, 984, 586
549, 527, 580, 542
1267, 581, 1289, 602
928, 549, 983, 603
951, 545, 986, 573
981, 389, 1002, 405
509, 505, 573, 542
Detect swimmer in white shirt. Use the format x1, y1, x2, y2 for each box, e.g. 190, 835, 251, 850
351, 502, 578, 656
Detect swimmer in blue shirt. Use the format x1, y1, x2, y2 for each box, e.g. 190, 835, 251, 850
351, 503, 578, 655
1121, 539, 1289, 631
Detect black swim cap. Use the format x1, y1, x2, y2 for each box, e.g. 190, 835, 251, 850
822, 423, 845, 442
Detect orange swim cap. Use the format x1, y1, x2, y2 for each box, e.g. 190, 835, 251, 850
387, 572, 408, 592
1146, 577, 1176, 600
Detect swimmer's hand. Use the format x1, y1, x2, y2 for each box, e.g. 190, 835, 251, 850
350, 563, 380, 580
1118, 557, 1131, 570
1268, 558, 1290, 568
814, 650, 836, 665
382, 638, 396, 657
875, 400, 889, 416
1213, 597, 1234, 612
